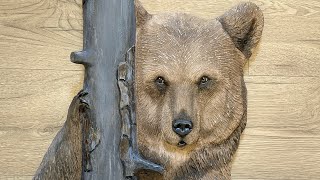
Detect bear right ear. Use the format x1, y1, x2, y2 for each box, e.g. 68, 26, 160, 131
218, 2, 264, 59
135, 0, 152, 27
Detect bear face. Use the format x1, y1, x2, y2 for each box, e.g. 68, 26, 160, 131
135, 1, 263, 179
136, 12, 246, 158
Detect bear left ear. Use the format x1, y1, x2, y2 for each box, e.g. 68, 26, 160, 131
135, 0, 152, 28
218, 2, 264, 59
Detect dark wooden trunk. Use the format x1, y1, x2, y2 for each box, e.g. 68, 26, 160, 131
74, 0, 135, 179
34, 0, 135, 179
34, 0, 163, 179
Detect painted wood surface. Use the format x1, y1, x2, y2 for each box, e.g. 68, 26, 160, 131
0, 0, 319, 179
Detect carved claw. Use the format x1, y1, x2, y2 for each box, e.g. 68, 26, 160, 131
79, 97, 89, 107
123, 148, 164, 177
77, 90, 88, 97
133, 152, 164, 173
76, 90, 90, 109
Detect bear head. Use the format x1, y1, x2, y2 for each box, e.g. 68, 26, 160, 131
135, 1, 263, 179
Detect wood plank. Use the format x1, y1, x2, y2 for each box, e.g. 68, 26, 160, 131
250, 42, 320, 77
0, 0, 84, 178
0, 0, 83, 70
233, 134, 320, 180
0, 128, 59, 176
232, 76, 320, 179
245, 76, 320, 132
0, 176, 32, 180
0, 0, 319, 179
0, 69, 83, 128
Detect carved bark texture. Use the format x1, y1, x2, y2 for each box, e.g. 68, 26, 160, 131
34, 0, 136, 179
118, 47, 164, 178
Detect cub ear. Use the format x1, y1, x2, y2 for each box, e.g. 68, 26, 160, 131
135, 0, 152, 27
218, 2, 264, 58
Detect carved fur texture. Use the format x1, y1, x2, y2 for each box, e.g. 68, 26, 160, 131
135, 1, 263, 179
33, 91, 89, 180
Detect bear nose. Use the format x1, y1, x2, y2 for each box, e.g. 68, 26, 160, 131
172, 119, 193, 137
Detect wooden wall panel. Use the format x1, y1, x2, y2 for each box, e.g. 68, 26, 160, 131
0, 0, 84, 178
0, 0, 319, 179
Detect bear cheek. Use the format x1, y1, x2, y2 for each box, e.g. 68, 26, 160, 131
200, 90, 245, 144
199, 90, 229, 142
136, 95, 162, 137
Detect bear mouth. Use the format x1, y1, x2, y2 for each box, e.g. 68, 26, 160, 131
178, 140, 187, 147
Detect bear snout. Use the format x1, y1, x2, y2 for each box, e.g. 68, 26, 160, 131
172, 119, 193, 137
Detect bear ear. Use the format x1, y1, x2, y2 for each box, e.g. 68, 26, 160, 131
135, 0, 152, 28
218, 2, 264, 59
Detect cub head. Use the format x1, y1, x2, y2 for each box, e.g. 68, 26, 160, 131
135, 0, 263, 170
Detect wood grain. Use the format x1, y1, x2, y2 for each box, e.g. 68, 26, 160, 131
0, 0, 84, 178
0, 0, 319, 179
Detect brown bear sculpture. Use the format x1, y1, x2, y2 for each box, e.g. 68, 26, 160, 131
135, 1, 264, 179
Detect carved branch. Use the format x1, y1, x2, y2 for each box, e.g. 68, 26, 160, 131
118, 47, 164, 178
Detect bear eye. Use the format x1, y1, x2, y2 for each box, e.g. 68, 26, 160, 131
198, 76, 211, 89
200, 76, 210, 84
154, 76, 167, 92
155, 76, 165, 84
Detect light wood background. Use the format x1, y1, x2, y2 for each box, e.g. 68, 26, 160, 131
0, 0, 319, 179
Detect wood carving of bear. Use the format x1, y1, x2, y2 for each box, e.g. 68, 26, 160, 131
135, 1, 264, 179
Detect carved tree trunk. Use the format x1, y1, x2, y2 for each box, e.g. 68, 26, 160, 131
73, 0, 135, 179
34, 0, 163, 179
34, 0, 135, 179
